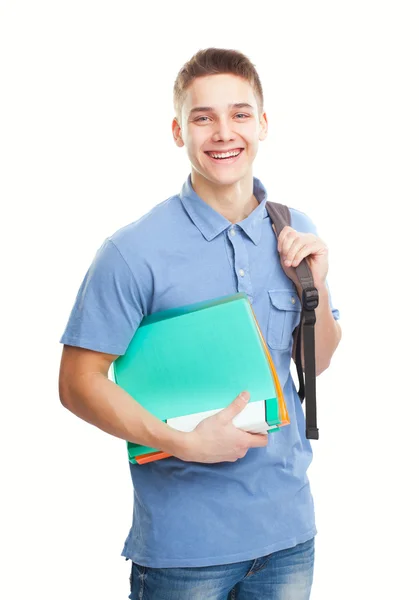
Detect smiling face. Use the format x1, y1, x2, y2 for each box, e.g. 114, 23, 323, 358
173, 74, 268, 188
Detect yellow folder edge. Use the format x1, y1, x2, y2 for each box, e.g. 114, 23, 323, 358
133, 300, 289, 465
249, 303, 290, 426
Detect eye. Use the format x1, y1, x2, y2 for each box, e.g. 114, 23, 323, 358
195, 116, 210, 123
235, 113, 249, 119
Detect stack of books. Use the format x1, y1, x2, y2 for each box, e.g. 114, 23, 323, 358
112, 293, 290, 464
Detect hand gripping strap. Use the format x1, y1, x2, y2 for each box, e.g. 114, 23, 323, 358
265, 201, 319, 440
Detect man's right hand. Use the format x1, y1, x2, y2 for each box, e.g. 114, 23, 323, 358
177, 391, 269, 464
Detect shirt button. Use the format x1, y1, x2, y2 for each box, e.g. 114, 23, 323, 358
291, 296, 296, 304
230, 228, 236, 236
239, 269, 245, 277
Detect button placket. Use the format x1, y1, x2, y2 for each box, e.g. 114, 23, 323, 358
229, 229, 253, 300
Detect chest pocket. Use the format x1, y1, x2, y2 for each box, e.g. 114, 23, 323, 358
267, 289, 302, 351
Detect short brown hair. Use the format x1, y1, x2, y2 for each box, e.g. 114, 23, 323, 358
173, 48, 264, 120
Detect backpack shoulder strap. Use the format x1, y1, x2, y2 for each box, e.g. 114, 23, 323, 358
265, 201, 320, 440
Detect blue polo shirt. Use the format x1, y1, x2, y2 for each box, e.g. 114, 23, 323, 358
60, 174, 340, 568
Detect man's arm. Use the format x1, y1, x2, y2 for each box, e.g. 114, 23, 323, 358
58, 345, 191, 458
58, 345, 268, 463
273, 223, 342, 375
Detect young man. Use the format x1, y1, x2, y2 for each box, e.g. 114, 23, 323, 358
59, 48, 341, 599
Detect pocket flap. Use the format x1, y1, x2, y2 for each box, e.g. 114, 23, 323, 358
268, 289, 301, 312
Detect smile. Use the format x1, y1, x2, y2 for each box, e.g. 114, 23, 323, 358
204, 148, 244, 164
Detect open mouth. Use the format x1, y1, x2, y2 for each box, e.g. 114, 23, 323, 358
204, 148, 244, 163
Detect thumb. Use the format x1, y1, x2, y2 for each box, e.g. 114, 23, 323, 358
218, 391, 250, 424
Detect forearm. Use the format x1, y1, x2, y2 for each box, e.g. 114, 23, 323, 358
296, 282, 341, 375
60, 372, 190, 458
313, 283, 341, 373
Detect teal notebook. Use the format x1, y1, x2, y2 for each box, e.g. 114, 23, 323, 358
112, 293, 287, 463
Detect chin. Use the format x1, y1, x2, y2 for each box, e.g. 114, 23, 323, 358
198, 165, 251, 187
212, 170, 250, 187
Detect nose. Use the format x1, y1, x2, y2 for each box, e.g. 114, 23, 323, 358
212, 116, 235, 143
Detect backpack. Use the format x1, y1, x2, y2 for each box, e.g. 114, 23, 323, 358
265, 201, 320, 440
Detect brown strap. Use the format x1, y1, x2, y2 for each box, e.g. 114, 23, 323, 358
265, 201, 319, 440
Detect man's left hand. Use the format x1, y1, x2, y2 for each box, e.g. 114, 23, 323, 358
273, 224, 329, 291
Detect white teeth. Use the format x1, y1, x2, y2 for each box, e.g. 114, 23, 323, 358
209, 150, 241, 159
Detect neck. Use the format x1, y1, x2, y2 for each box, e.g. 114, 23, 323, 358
190, 169, 259, 224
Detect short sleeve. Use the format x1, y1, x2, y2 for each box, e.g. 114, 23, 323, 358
59, 238, 144, 355
290, 208, 340, 322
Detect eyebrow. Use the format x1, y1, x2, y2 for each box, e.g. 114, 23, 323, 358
188, 102, 255, 116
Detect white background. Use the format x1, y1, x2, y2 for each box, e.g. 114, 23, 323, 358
1, 1, 418, 598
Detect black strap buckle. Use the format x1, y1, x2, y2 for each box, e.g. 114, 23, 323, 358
302, 287, 319, 311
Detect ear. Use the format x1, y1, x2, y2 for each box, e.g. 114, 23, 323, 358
259, 112, 268, 141
172, 118, 184, 148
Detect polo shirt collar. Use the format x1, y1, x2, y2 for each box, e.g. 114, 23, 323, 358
179, 174, 268, 245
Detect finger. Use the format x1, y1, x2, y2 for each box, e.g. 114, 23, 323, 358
278, 227, 298, 256
291, 244, 315, 267
244, 432, 269, 448
285, 240, 310, 267
278, 225, 295, 250
284, 234, 317, 266
218, 391, 250, 424
282, 236, 305, 266
291, 242, 321, 267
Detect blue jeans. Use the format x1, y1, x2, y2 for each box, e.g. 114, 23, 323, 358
129, 538, 314, 599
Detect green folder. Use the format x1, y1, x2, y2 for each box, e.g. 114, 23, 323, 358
112, 292, 289, 464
